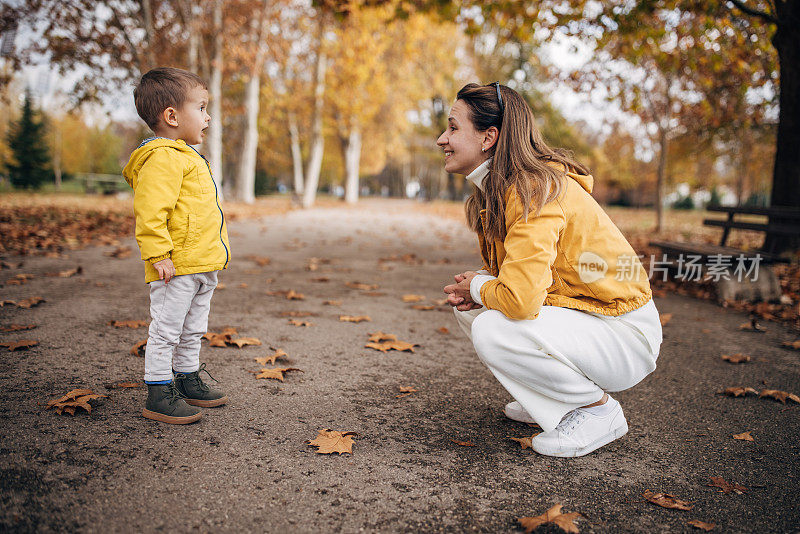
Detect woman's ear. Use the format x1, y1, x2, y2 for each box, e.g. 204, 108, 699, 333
162, 106, 179, 127
483, 126, 499, 152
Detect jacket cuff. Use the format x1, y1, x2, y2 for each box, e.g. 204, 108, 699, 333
147, 252, 171, 264
470, 274, 496, 306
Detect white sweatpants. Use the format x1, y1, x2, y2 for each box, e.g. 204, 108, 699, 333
454, 299, 662, 432
144, 271, 218, 382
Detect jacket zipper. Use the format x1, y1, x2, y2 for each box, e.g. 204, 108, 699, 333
188, 146, 228, 269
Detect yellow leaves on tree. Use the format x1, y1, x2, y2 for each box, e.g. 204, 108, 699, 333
0, 339, 38, 351
255, 367, 302, 381
340, 315, 371, 323
307, 429, 357, 454
47, 388, 106, 415
518, 504, 582, 534
643, 490, 693, 510
255, 349, 288, 366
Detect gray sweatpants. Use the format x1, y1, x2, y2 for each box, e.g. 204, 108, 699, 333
144, 271, 218, 382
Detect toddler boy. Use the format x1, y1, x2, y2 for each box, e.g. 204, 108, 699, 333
122, 67, 231, 424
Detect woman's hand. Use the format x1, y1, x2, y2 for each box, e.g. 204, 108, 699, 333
444, 271, 482, 311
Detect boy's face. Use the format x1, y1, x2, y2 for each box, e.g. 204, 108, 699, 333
174, 85, 210, 145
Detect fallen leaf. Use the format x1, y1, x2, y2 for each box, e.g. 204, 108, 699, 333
363, 291, 386, 297
323, 300, 341, 306
436, 327, 450, 335
434, 298, 449, 306
307, 429, 357, 454
411, 305, 436, 311
248, 255, 271, 266
733, 431, 754, 441
707, 476, 746, 494
402, 294, 425, 302
345, 281, 378, 290
508, 435, 535, 450
340, 315, 371, 323
46, 388, 106, 415
130, 339, 147, 356
288, 319, 312, 327
57, 266, 83, 278
721, 353, 751, 364
255, 349, 288, 366
659, 313, 672, 326
255, 367, 302, 381
0, 324, 36, 332
108, 319, 149, 328
738, 318, 765, 332
0, 339, 38, 351
367, 331, 397, 342
643, 490, 693, 510
279, 311, 316, 317
311, 276, 330, 282
518, 504, 582, 534
688, 519, 716, 531
106, 246, 132, 259
781, 340, 800, 350
16, 297, 46, 308
759, 389, 800, 404
286, 290, 305, 300
450, 439, 476, 447
365, 340, 418, 353
395, 386, 418, 398
717, 386, 759, 397
106, 381, 143, 389
229, 337, 261, 348
237, 283, 248, 289
204, 332, 232, 347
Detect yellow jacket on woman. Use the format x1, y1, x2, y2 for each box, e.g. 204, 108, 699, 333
475, 168, 651, 320
123, 138, 230, 283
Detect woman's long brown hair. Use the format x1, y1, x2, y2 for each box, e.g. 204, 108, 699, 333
459, 83, 590, 243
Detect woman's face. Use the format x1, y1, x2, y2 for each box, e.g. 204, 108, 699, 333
436, 99, 488, 175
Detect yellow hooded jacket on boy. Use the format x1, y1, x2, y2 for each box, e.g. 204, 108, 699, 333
123, 138, 230, 283
475, 167, 652, 321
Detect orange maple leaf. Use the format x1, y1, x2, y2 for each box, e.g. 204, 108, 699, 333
450, 439, 476, 447
286, 290, 305, 300
518, 504, 582, 534
781, 340, 800, 350
229, 337, 261, 348
255, 349, 288, 366
759, 389, 800, 404
46, 388, 106, 415
340, 315, 371, 323
687, 519, 716, 531
643, 490, 693, 510
307, 429, 358, 454
16, 297, 45, 308
411, 305, 436, 311
108, 319, 148, 328
733, 431, 754, 441
402, 294, 425, 302
0, 324, 36, 332
367, 331, 397, 342
288, 319, 312, 327
365, 340, 418, 353
345, 281, 378, 290
717, 386, 759, 397
323, 300, 342, 306
395, 386, 418, 398
508, 435, 535, 450
721, 353, 751, 364
255, 367, 302, 381
0, 339, 38, 351
659, 313, 672, 326
130, 339, 147, 356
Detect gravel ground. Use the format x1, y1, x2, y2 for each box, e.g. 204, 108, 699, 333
1, 200, 798, 533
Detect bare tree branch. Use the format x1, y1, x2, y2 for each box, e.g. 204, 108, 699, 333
726, 0, 778, 24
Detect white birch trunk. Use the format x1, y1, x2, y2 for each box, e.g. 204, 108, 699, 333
237, 73, 260, 204
343, 125, 361, 204
207, 0, 224, 198
288, 110, 304, 195
301, 26, 327, 209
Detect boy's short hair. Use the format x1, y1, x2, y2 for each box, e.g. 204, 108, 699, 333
133, 67, 207, 130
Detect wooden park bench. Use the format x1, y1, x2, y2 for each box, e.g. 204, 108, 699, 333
76, 173, 129, 194
649, 205, 800, 301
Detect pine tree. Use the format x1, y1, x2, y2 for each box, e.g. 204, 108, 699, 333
7, 91, 51, 189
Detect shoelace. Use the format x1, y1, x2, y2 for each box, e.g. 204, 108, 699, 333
175, 363, 218, 392
165, 382, 187, 405
555, 410, 588, 436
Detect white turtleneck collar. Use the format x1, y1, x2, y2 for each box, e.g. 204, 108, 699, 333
465, 157, 492, 192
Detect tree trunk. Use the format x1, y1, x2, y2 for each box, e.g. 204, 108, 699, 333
53, 124, 61, 190
343, 125, 362, 204
236, 73, 260, 204
655, 125, 668, 233
141, 0, 156, 70
764, 4, 800, 255
301, 29, 327, 210
288, 109, 304, 195
207, 0, 224, 199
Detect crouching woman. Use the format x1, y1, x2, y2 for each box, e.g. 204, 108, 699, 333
440, 83, 663, 457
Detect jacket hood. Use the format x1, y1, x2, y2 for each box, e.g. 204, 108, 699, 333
567, 170, 593, 194
122, 138, 195, 188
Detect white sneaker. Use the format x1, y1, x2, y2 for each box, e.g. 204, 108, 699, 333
531, 403, 628, 457
503, 401, 536, 424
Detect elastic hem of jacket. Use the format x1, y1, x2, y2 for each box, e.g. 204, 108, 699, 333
147, 253, 172, 263
543, 289, 653, 317
145, 264, 227, 284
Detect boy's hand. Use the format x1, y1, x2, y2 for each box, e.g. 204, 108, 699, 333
152, 258, 176, 283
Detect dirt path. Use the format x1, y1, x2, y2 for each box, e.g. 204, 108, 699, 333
1, 199, 798, 533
